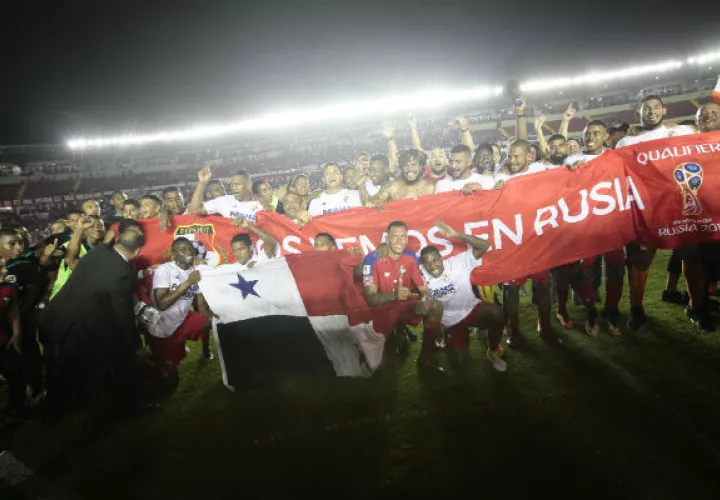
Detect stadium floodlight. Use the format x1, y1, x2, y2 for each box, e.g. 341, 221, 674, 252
67, 85, 500, 150
66, 48, 719, 150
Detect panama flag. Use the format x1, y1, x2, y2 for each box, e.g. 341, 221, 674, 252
198, 251, 405, 390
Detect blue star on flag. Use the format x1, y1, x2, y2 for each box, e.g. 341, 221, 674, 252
230, 272, 260, 299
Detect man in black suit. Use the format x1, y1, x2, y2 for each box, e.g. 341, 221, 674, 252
39, 219, 148, 415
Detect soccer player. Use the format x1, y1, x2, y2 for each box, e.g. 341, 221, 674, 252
280, 192, 312, 228
496, 139, 556, 181
367, 149, 436, 208
362, 221, 444, 370
150, 238, 211, 375
313, 233, 337, 252
419, 222, 506, 372
355, 153, 371, 175
105, 190, 127, 226
564, 120, 609, 169
607, 122, 629, 149
205, 180, 226, 201
435, 144, 496, 194
364, 155, 392, 198
472, 143, 498, 175
190, 168, 263, 221
342, 167, 364, 191
139, 194, 163, 219
566, 138, 582, 156
122, 199, 140, 220
229, 217, 280, 270
0, 257, 25, 423
616, 95, 696, 331
252, 179, 275, 211
426, 147, 449, 181
163, 187, 187, 216
307, 163, 362, 216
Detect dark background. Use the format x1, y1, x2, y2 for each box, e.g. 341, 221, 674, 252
2, 0, 718, 144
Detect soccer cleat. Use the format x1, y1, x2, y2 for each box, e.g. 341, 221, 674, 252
585, 310, 599, 337
203, 349, 214, 361
556, 311, 574, 329
626, 307, 647, 332
417, 355, 445, 372
662, 290, 687, 306
505, 328, 524, 349
537, 327, 562, 346
486, 348, 508, 372
601, 308, 622, 337
686, 307, 717, 333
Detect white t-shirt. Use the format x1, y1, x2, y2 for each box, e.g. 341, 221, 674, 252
203, 195, 263, 221
308, 189, 362, 216
563, 150, 607, 167
365, 179, 383, 197
435, 172, 497, 193
151, 261, 199, 338
495, 162, 556, 183
615, 125, 696, 148
421, 250, 483, 328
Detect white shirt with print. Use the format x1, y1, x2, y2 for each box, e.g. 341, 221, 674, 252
203, 195, 263, 221
151, 261, 199, 338
421, 250, 483, 328
307, 189, 362, 216
615, 124, 696, 148
435, 172, 497, 193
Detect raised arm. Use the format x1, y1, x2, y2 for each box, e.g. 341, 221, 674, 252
233, 217, 279, 258
435, 220, 490, 260
515, 98, 528, 141
534, 113, 549, 162
559, 103, 575, 139
451, 116, 475, 152
407, 114, 423, 151
188, 167, 211, 215
381, 122, 398, 172
66, 217, 92, 270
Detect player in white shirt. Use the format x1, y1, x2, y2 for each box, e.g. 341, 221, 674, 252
364, 155, 392, 198
163, 187, 188, 216
495, 139, 559, 184
229, 216, 280, 271
616, 95, 696, 149
616, 95, 696, 332
419, 221, 506, 371
308, 163, 362, 217
189, 167, 264, 222
151, 238, 212, 374
564, 120, 609, 169
280, 192, 312, 228
435, 145, 497, 195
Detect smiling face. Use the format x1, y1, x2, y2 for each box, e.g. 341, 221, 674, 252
81, 200, 100, 217
369, 159, 390, 186
163, 190, 185, 215
123, 203, 139, 220
566, 139, 581, 155
639, 98, 666, 130
474, 148, 494, 173
140, 198, 161, 219
428, 148, 448, 175
292, 176, 310, 197
507, 144, 530, 174
205, 182, 225, 201
401, 157, 422, 184
449, 150, 472, 179
421, 250, 444, 278
697, 102, 720, 133
172, 240, 195, 270
84, 218, 105, 243
584, 124, 608, 155
387, 225, 408, 257
322, 164, 343, 191
231, 240, 253, 265
313, 235, 336, 252
282, 193, 303, 219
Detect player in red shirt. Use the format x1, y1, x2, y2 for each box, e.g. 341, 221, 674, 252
0, 257, 25, 423
362, 221, 444, 370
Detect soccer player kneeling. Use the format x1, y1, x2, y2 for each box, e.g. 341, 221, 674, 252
149, 238, 212, 379
419, 222, 506, 372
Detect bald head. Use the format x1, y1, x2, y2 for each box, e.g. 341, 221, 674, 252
696, 102, 720, 133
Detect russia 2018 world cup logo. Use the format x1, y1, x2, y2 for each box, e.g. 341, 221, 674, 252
673, 162, 703, 216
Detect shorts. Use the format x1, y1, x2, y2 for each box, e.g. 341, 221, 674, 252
507, 270, 551, 287
150, 311, 208, 372
445, 302, 484, 350
370, 296, 423, 334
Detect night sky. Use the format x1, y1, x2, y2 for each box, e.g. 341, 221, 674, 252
2, 0, 718, 144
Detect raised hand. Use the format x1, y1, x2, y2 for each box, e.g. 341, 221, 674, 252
434, 221, 460, 240
450, 116, 470, 131
43, 238, 59, 258
380, 121, 395, 139
514, 97, 526, 116
407, 113, 418, 129
563, 103, 576, 120
198, 166, 212, 184
534, 113, 546, 133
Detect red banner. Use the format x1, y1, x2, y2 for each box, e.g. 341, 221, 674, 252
135, 132, 720, 286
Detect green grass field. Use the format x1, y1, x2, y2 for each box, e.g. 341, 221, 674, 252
3, 250, 720, 499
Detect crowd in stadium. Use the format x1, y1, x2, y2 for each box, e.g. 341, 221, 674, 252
1, 86, 720, 426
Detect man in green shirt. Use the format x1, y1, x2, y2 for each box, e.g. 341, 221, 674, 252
50, 216, 105, 300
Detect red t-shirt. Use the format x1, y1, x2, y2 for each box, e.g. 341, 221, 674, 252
0, 284, 17, 345
362, 250, 426, 294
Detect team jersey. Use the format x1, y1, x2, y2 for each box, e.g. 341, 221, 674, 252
308, 189, 362, 216
234, 243, 280, 271
434, 172, 497, 193
151, 261, 200, 338
203, 195, 263, 221
615, 124, 696, 148
365, 179, 383, 197
495, 162, 558, 183
421, 250, 483, 327
362, 249, 426, 294
563, 150, 607, 167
